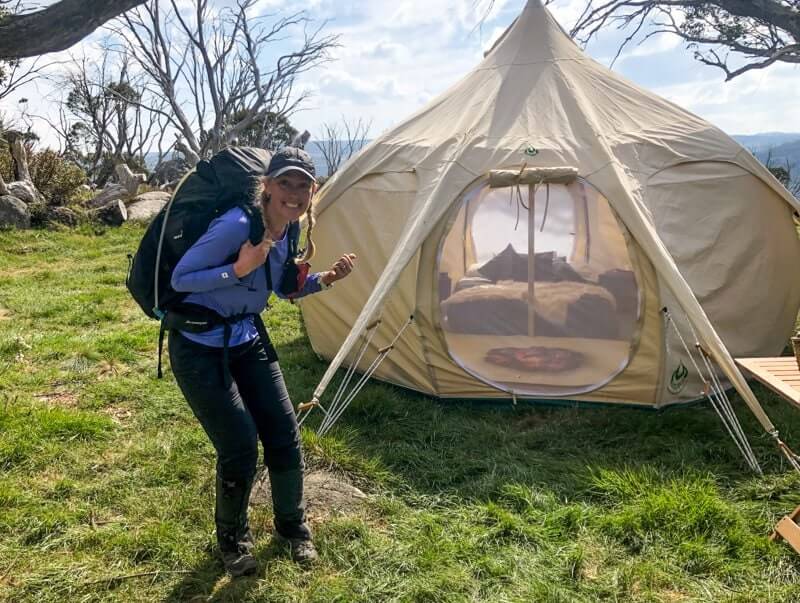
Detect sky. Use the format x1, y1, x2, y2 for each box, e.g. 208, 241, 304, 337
2, 0, 799, 149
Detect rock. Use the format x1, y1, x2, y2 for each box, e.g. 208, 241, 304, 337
78, 184, 93, 193
115, 163, 147, 196
6, 180, 43, 205
126, 191, 170, 222
161, 178, 182, 191
150, 158, 190, 186
251, 469, 367, 522
46, 206, 81, 227
87, 184, 129, 209
0, 195, 31, 229
90, 200, 127, 226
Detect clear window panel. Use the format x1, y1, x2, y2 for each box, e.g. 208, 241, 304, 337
438, 177, 641, 397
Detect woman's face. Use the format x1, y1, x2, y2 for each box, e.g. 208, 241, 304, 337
262, 172, 316, 224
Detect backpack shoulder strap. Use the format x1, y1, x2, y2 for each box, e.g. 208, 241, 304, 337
287, 220, 301, 258
153, 167, 196, 316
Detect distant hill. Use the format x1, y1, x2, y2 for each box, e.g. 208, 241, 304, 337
145, 134, 800, 184
733, 133, 800, 176
732, 132, 800, 152
145, 140, 366, 178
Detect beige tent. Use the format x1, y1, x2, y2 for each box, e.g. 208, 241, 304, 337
299, 0, 800, 468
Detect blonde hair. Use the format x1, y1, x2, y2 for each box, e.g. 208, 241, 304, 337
299, 203, 316, 262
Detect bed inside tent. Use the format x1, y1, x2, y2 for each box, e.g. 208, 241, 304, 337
438, 171, 641, 397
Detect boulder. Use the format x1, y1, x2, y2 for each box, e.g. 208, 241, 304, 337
46, 206, 81, 227
149, 158, 190, 186
90, 200, 127, 226
0, 195, 31, 229
126, 191, 170, 222
6, 180, 43, 205
87, 184, 129, 209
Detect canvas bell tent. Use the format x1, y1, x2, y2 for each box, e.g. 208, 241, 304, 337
298, 0, 800, 469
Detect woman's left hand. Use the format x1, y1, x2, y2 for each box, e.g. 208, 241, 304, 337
322, 253, 357, 285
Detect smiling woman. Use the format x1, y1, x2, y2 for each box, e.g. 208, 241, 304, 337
165, 146, 357, 577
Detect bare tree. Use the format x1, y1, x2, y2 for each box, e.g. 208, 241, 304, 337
0, 55, 50, 102
0, 0, 147, 59
54, 50, 169, 184
316, 117, 371, 177
113, 0, 338, 165
568, 1, 799, 80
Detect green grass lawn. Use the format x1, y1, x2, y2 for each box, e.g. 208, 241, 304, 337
1, 225, 800, 602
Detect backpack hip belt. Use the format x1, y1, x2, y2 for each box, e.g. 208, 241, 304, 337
158, 303, 278, 388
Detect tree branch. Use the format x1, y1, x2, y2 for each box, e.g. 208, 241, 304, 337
0, 0, 148, 59
569, 0, 799, 80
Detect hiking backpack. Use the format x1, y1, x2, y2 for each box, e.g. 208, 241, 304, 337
127, 146, 270, 319
126, 146, 305, 379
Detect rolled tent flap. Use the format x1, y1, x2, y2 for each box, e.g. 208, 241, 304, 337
310, 160, 477, 404
596, 161, 778, 436
488, 166, 578, 187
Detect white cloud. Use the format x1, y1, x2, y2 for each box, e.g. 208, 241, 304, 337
653, 61, 800, 135
2, 0, 798, 149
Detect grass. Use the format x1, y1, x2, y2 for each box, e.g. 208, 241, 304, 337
1, 224, 800, 602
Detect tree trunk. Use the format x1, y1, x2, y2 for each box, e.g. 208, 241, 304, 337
90, 200, 128, 226
175, 138, 201, 168
10, 140, 32, 183
0, 0, 148, 59
87, 184, 129, 208
115, 163, 146, 196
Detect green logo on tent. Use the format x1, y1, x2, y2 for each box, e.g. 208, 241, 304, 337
668, 361, 689, 394
524, 145, 539, 157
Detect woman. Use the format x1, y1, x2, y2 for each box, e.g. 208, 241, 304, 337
168, 147, 356, 576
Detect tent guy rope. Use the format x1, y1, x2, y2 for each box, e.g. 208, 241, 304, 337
297, 315, 416, 434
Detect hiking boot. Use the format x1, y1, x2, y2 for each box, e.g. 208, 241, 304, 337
221, 546, 258, 577
275, 531, 319, 564
218, 528, 257, 577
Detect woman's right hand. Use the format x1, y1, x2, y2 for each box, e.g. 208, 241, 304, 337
233, 237, 273, 278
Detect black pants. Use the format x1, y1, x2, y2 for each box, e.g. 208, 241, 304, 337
168, 330, 310, 550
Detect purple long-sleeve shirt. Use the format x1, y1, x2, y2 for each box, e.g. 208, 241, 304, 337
171, 206, 323, 347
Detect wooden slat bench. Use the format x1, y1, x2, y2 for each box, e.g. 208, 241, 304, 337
736, 356, 800, 555
735, 357, 800, 410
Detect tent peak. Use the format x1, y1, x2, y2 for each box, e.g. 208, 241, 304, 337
483, 0, 582, 65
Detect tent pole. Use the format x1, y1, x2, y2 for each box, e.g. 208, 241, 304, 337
528, 184, 536, 337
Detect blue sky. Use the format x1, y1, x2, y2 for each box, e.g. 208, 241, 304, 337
288, 0, 799, 139
2, 0, 798, 147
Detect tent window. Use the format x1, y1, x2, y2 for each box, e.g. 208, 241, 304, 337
437, 176, 641, 397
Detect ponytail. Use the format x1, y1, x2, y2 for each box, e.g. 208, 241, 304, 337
300, 203, 316, 262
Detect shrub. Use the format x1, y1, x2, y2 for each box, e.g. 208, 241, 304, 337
0, 145, 12, 182
29, 149, 86, 206
0, 146, 87, 206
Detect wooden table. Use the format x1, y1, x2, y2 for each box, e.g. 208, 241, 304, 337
735, 357, 800, 409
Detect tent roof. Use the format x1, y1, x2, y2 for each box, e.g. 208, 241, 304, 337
318, 0, 798, 214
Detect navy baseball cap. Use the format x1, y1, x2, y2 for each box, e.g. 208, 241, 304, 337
267, 146, 316, 182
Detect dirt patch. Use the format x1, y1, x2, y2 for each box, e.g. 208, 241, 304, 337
97, 360, 129, 379
251, 469, 367, 521
0, 307, 11, 320
35, 388, 79, 408
104, 407, 133, 424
